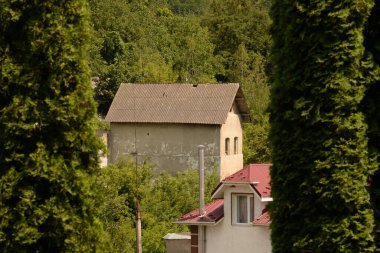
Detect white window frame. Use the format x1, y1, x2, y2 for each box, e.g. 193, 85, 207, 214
232, 194, 254, 225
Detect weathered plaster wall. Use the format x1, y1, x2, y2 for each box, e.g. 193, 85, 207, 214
220, 103, 244, 179
163, 233, 191, 253
206, 184, 271, 253
108, 123, 221, 174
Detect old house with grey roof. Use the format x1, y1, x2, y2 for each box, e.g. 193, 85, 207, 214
105, 83, 250, 178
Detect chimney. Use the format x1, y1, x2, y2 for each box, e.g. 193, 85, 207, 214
198, 145, 205, 216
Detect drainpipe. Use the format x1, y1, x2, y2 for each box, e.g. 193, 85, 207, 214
198, 145, 205, 216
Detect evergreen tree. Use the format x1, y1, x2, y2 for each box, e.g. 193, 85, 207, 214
269, 1, 376, 252
364, 1, 380, 248
0, 1, 108, 252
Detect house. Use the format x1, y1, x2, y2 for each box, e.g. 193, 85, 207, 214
174, 164, 272, 253
105, 83, 251, 178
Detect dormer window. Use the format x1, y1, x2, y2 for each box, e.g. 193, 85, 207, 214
232, 194, 254, 224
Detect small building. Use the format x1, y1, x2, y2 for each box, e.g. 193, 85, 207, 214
175, 164, 272, 253
163, 233, 191, 253
105, 83, 250, 178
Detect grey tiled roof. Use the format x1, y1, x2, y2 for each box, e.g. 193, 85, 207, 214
105, 83, 251, 124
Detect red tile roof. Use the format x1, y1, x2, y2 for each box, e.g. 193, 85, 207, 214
252, 210, 271, 225
213, 164, 271, 198
175, 199, 224, 225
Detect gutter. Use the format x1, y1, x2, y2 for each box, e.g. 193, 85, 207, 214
174, 217, 224, 226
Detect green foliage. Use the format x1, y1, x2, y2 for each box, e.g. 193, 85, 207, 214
100, 31, 126, 65
96, 160, 219, 253
204, 0, 272, 80
166, 16, 222, 83
243, 122, 271, 164
0, 0, 108, 252
364, 1, 380, 248
269, 0, 377, 252
89, 0, 221, 115
168, 0, 211, 15
96, 159, 152, 253
202, 1, 272, 163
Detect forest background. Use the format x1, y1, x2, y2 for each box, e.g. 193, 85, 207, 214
89, 0, 272, 252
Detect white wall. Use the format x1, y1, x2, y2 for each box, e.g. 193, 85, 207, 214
205, 185, 271, 253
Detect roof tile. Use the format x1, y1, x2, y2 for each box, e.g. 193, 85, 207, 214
106, 83, 250, 124
223, 164, 271, 198
175, 199, 224, 224
252, 210, 271, 225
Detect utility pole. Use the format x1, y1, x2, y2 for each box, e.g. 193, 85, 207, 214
131, 150, 142, 253
136, 199, 142, 253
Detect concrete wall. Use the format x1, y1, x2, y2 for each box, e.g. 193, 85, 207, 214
164, 233, 191, 253
205, 184, 271, 253
219, 103, 244, 179
108, 123, 221, 174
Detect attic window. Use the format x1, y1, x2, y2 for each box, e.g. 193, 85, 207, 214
225, 138, 230, 155
232, 194, 254, 224
234, 137, 238, 154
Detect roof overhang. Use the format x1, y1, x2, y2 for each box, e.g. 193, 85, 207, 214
235, 86, 251, 123
174, 217, 224, 226
211, 182, 258, 199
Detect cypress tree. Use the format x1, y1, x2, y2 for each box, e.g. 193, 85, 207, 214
364, 1, 380, 248
269, 1, 376, 252
0, 1, 107, 252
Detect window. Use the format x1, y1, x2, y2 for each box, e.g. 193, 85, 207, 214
233, 194, 254, 224
225, 138, 230, 155
234, 137, 238, 154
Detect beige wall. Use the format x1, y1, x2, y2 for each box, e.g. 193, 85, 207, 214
219, 103, 244, 179
97, 129, 108, 168
205, 184, 271, 253
108, 123, 221, 174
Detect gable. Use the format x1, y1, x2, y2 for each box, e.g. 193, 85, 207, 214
105, 83, 251, 124
212, 164, 272, 199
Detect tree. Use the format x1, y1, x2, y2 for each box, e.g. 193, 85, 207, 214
269, 1, 376, 252
364, 1, 380, 247
166, 16, 222, 83
0, 1, 108, 252
96, 160, 219, 253
202, 1, 273, 163
168, 0, 211, 15
203, 0, 272, 81
230, 44, 271, 164
96, 159, 152, 253
141, 168, 219, 253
